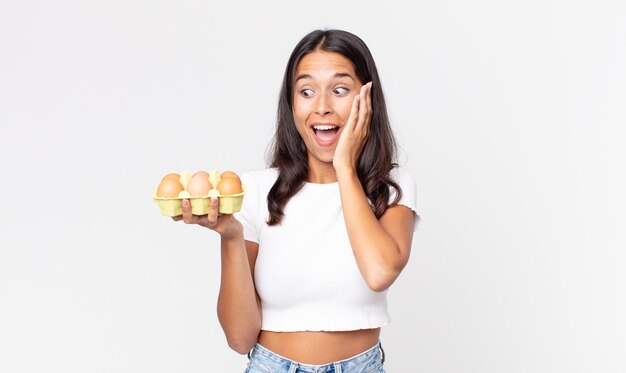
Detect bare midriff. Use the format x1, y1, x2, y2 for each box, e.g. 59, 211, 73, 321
257, 328, 381, 365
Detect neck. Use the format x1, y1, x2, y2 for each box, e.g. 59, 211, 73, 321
306, 159, 337, 184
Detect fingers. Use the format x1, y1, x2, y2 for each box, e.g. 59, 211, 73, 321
365, 81, 372, 120
347, 94, 360, 130
181, 199, 194, 224
207, 197, 219, 227
355, 82, 372, 133
175, 197, 224, 231
346, 82, 372, 132
169, 195, 241, 238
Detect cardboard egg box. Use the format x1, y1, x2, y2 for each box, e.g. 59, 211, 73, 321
153, 170, 245, 216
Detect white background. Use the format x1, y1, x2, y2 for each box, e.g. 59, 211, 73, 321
1, 0, 625, 372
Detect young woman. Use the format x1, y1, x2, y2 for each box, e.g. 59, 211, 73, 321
173, 29, 418, 372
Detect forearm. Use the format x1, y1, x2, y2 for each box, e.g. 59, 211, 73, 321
336, 168, 404, 291
216, 237, 261, 354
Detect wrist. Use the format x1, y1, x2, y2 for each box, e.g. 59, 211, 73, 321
335, 165, 358, 182
220, 218, 244, 242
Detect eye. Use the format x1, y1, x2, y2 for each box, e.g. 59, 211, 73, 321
300, 88, 314, 98
333, 87, 349, 95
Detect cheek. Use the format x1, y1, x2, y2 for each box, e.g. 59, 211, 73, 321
337, 97, 356, 121
292, 103, 308, 138
292, 99, 311, 126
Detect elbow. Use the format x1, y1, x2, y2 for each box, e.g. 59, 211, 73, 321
369, 284, 388, 293
364, 267, 401, 293
220, 317, 261, 355
365, 276, 394, 293
364, 253, 409, 292
225, 332, 259, 355
361, 241, 411, 292
227, 338, 256, 355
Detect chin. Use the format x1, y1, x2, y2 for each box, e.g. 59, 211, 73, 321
309, 151, 336, 166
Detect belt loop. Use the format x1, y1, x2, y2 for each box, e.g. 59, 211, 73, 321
287, 361, 299, 373
334, 362, 342, 373
379, 341, 385, 363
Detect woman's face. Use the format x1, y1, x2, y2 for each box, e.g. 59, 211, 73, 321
292, 50, 364, 171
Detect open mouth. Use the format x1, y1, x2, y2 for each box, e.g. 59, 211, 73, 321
312, 124, 340, 145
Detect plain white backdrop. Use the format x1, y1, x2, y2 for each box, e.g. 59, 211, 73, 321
1, 0, 625, 372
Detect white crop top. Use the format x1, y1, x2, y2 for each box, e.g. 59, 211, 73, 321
235, 166, 418, 332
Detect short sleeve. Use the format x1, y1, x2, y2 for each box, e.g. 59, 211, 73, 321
235, 172, 260, 243
389, 166, 421, 231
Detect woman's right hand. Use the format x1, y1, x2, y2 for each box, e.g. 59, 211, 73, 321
171, 197, 243, 240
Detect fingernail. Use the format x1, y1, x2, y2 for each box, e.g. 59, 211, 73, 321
182, 199, 188, 207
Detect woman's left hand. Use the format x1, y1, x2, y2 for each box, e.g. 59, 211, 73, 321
333, 81, 372, 172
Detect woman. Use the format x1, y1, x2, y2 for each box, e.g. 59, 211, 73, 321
174, 29, 418, 372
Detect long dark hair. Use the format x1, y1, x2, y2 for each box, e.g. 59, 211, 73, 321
266, 29, 401, 225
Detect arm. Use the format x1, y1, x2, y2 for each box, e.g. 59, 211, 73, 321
334, 82, 415, 292
217, 239, 262, 354
173, 198, 261, 354
336, 169, 415, 292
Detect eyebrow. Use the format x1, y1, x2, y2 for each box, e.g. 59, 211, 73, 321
295, 72, 355, 82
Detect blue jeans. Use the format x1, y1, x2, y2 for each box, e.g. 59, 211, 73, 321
245, 341, 385, 373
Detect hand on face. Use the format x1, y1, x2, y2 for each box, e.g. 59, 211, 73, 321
333, 81, 373, 172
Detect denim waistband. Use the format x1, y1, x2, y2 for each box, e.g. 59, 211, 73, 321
247, 341, 385, 373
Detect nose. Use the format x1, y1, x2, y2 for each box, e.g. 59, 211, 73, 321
315, 93, 333, 116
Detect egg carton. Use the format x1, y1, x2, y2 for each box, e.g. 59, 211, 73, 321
153, 170, 245, 216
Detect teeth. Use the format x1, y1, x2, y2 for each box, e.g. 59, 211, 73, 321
313, 125, 337, 130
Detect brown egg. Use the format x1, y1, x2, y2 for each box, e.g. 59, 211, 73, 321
220, 170, 241, 184
156, 177, 184, 198
217, 176, 243, 195
161, 173, 180, 182
193, 170, 210, 178
186, 171, 212, 196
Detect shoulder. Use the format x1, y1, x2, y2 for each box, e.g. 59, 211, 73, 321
389, 165, 417, 191
388, 165, 419, 218
240, 168, 279, 191
241, 167, 278, 181
235, 168, 277, 242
